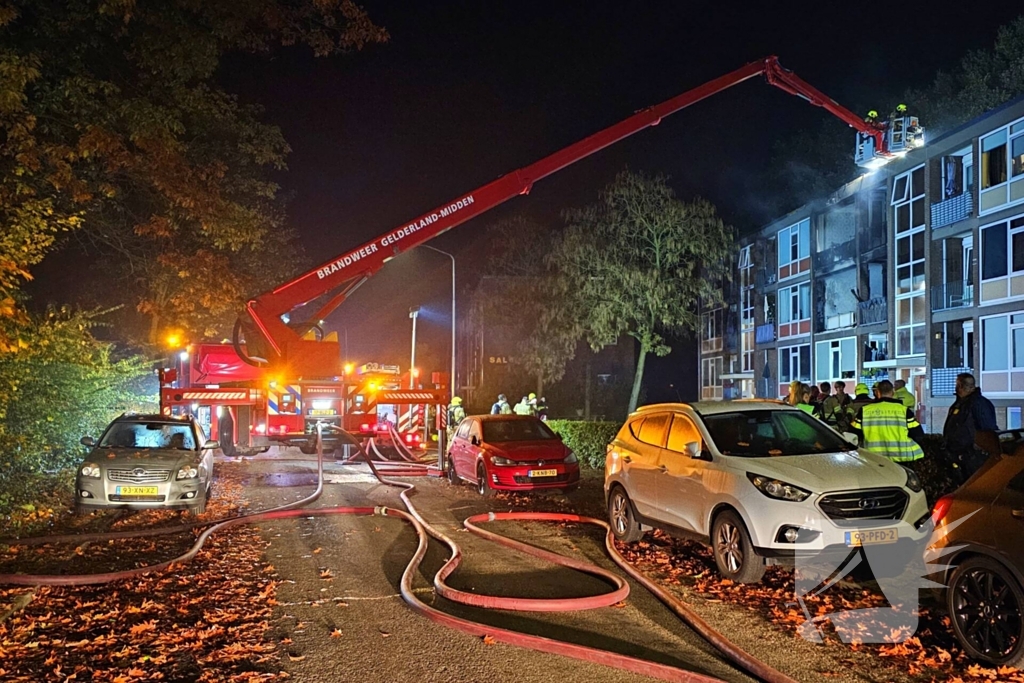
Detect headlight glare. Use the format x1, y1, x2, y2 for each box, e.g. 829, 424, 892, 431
903, 466, 923, 493
80, 463, 101, 478
746, 472, 811, 502
176, 465, 199, 480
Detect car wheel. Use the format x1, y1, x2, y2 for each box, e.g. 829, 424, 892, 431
447, 455, 460, 486
711, 510, 765, 584
607, 487, 644, 543
948, 556, 1024, 667
476, 463, 493, 498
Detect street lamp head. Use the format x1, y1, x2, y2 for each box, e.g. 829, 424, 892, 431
409, 307, 420, 319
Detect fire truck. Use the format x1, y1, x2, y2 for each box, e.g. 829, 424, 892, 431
159, 56, 923, 458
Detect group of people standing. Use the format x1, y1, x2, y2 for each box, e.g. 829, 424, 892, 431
786, 372, 999, 485
491, 393, 548, 420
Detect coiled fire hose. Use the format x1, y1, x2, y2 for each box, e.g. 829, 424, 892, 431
0, 427, 796, 683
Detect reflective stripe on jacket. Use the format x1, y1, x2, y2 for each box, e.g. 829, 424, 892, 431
851, 398, 924, 461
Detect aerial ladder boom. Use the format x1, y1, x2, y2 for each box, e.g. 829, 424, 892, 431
237, 56, 908, 373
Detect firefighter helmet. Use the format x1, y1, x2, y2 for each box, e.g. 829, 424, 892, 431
528, 393, 536, 400
855, 383, 869, 395
866, 110, 878, 119
451, 396, 462, 406
896, 103, 907, 113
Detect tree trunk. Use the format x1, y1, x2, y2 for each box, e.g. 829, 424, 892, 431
628, 346, 647, 413
584, 358, 592, 420
536, 374, 544, 397
147, 311, 161, 347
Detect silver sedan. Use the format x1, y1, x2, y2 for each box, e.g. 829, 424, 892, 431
76, 414, 216, 515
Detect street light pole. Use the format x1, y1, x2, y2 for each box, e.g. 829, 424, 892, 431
419, 245, 456, 395
408, 307, 420, 389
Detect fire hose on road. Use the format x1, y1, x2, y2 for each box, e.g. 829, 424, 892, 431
0, 429, 797, 683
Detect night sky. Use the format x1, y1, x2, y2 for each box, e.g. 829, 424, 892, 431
36, 2, 1024, 401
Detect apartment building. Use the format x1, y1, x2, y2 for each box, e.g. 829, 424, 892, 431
700, 96, 1024, 431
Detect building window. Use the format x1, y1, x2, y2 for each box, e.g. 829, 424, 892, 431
980, 118, 1024, 215
778, 282, 811, 339
892, 165, 926, 357
739, 245, 754, 374
701, 356, 723, 400
701, 308, 723, 353
981, 313, 1024, 395
979, 214, 1024, 304
815, 337, 857, 384
777, 219, 810, 280
778, 344, 811, 396
1009, 406, 1022, 430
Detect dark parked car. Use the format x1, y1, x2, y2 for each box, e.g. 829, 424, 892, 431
76, 413, 217, 515
929, 442, 1024, 667
445, 415, 579, 496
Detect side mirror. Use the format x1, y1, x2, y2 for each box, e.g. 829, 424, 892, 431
80, 436, 96, 447
684, 441, 702, 459
842, 432, 859, 447
470, 435, 480, 446
203, 439, 220, 450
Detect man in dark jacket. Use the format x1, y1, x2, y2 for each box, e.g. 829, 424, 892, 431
942, 373, 999, 483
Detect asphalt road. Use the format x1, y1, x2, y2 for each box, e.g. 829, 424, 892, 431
238, 449, 758, 683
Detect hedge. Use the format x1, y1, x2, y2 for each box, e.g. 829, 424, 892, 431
547, 420, 619, 469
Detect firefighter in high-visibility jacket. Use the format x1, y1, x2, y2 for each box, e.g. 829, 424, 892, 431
850, 379, 924, 463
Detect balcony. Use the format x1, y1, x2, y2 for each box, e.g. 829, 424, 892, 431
812, 239, 857, 273
755, 323, 776, 344
930, 192, 974, 229
931, 280, 975, 311
932, 367, 973, 397
857, 297, 887, 325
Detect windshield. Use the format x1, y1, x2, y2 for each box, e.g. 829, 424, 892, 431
482, 419, 558, 443
701, 410, 849, 457
98, 422, 197, 450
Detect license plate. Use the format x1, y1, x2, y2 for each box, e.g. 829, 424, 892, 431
528, 469, 557, 478
309, 409, 336, 416
116, 486, 159, 496
845, 528, 898, 547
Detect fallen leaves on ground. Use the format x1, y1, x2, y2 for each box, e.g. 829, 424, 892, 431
0, 463, 284, 683
618, 530, 1023, 683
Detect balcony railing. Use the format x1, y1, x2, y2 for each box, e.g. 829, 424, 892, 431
811, 239, 857, 273
932, 367, 973, 397
857, 296, 887, 325
930, 192, 974, 229
755, 323, 776, 344
931, 280, 974, 311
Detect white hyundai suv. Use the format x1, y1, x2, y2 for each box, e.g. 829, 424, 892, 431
605, 401, 931, 583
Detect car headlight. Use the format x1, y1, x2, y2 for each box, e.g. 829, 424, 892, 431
746, 472, 811, 502
176, 465, 199, 480
490, 455, 515, 466
903, 466, 923, 493
80, 463, 101, 479
563, 450, 578, 464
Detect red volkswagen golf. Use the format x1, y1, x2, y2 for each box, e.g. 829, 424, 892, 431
445, 415, 580, 496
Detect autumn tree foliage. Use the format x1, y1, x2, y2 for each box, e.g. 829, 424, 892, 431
0, 0, 387, 343
553, 170, 733, 412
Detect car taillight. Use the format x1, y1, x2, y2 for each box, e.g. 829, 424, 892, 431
360, 423, 371, 433
931, 495, 954, 526
404, 433, 414, 444
255, 423, 267, 434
